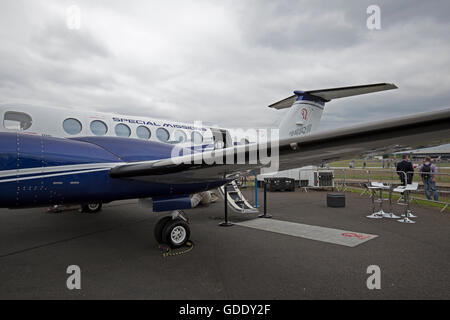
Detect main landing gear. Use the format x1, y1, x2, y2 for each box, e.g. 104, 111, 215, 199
154, 210, 191, 248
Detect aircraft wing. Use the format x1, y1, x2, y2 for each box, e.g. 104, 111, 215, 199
109, 108, 450, 183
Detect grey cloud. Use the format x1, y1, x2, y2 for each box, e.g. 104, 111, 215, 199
31, 22, 111, 62
0, 0, 449, 133
237, 0, 450, 51
237, 0, 363, 50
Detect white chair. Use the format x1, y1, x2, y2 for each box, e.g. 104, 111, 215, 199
394, 182, 418, 223
367, 182, 399, 219
366, 182, 385, 219
406, 182, 419, 190
376, 182, 400, 219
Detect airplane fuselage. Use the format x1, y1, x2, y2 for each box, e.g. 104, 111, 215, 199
0, 103, 247, 147
0, 132, 226, 208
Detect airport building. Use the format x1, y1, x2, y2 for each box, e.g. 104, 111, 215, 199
396, 144, 450, 161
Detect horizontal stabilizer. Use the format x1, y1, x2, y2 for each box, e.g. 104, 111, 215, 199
269, 83, 397, 109
268, 95, 298, 110
307, 83, 398, 101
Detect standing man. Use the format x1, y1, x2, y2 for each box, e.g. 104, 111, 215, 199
396, 155, 414, 186
418, 156, 439, 201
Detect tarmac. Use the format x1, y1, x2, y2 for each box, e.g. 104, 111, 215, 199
1, 189, 449, 299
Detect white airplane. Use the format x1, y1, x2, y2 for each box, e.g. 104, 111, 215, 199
1, 83, 449, 247
1, 83, 385, 145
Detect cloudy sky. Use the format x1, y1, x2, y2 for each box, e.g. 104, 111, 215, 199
0, 0, 449, 131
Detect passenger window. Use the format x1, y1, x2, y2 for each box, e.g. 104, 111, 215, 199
136, 126, 151, 140
3, 111, 33, 130
156, 128, 170, 142
63, 118, 82, 135
115, 123, 131, 137
90, 120, 108, 136
191, 131, 203, 144
173, 130, 187, 143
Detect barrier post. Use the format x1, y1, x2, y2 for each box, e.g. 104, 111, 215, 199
259, 180, 272, 218
341, 169, 347, 192
254, 173, 259, 208
219, 183, 233, 227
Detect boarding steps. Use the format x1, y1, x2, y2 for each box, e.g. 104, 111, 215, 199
218, 180, 259, 214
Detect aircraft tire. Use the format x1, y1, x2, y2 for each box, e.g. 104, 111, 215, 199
154, 216, 172, 244
162, 219, 190, 248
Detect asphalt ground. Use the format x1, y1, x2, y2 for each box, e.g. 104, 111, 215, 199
1, 189, 449, 299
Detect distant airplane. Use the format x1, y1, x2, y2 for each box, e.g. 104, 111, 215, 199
1, 83, 449, 247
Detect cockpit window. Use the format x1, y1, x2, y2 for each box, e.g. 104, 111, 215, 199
3, 111, 33, 130
63, 118, 82, 135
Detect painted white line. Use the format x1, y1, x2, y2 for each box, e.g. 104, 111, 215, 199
236, 219, 377, 247
0, 168, 110, 183
0, 162, 122, 178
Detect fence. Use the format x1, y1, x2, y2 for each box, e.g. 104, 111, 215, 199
332, 167, 450, 212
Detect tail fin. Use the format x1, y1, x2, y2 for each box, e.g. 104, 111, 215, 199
271, 83, 397, 139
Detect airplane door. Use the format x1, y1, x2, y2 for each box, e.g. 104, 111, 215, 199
16, 134, 51, 206
210, 128, 233, 149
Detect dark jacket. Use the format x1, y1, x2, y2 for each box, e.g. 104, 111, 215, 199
396, 160, 414, 185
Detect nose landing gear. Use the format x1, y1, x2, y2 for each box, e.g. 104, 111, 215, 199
154, 210, 191, 248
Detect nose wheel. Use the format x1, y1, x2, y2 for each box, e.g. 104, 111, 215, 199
154, 211, 191, 248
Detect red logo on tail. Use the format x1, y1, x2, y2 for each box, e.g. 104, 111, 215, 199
301, 108, 308, 121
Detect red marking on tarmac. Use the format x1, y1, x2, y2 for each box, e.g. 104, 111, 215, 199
341, 232, 371, 240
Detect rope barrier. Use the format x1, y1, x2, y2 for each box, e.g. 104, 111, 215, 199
159, 241, 195, 257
